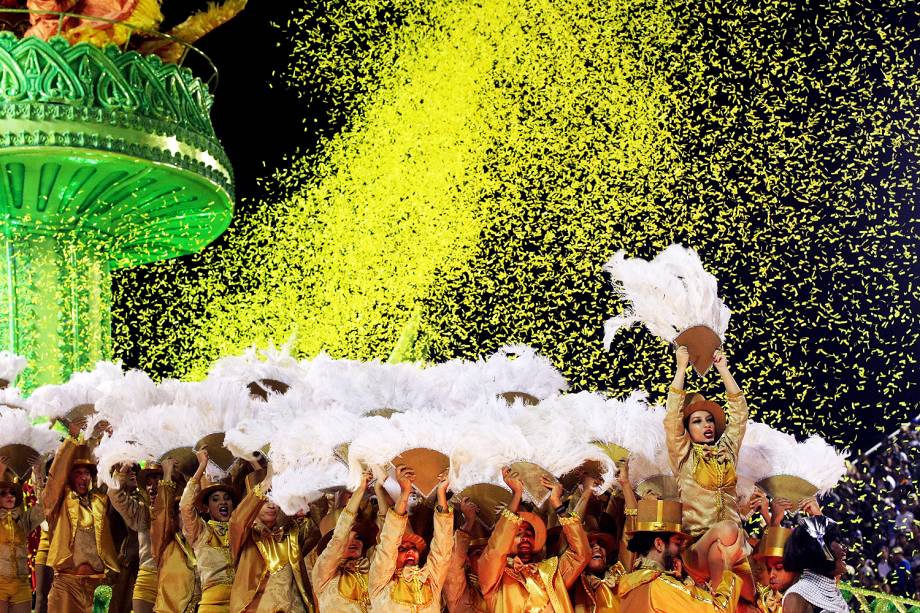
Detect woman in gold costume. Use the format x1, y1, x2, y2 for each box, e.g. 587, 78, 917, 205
0, 457, 43, 613
665, 346, 755, 601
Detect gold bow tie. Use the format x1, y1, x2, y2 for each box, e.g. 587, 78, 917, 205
398, 565, 427, 584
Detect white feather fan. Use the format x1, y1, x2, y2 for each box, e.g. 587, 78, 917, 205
736, 421, 799, 485
0, 351, 27, 384
755, 435, 848, 496
0, 387, 28, 410
602, 245, 731, 348
87, 369, 163, 434
208, 345, 305, 391
224, 389, 314, 460
0, 406, 61, 456
480, 345, 569, 400
563, 391, 664, 465
28, 381, 100, 421
94, 433, 150, 489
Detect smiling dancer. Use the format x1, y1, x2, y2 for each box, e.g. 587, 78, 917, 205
180, 448, 239, 613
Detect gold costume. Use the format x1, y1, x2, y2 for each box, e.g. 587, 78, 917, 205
180, 478, 234, 613
368, 508, 454, 613
229, 485, 315, 613
312, 508, 373, 613
479, 510, 590, 613
572, 563, 625, 613
109, 487, 157, 604
42, 438, 121, 613
616, 559, 741, 612
151, 479, 199, 613
442, 529, 487, 613
664, 388, 749, 540
0, 505, 44, 605
756, 585, 783, 613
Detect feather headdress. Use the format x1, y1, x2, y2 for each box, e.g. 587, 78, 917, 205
603, 245, 731, 374
0, 351, 27, 386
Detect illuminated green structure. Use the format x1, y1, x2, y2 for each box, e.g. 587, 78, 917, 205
0, 31, 233, 389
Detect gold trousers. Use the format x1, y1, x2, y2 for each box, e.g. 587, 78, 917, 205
198, 583, 232, 613
0, 575, 31, 605
133, 566, 158, 603
47, 573, 105, 613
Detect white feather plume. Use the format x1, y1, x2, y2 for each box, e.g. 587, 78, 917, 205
225, 388, 318, 460
0, 387, 28, 410
87, 369, 163, 434
116, 403, 209, 458
563, 391, 664, 464
94, 433, 149, 489
208, 345, 305, 391
737, 421, 798, 485
602, 245, 731, 348
0, 351, 28, 384
449, 399, 532, 492
755, 435, 848, 495
480, 345, 569, 400
0, 406, 61, 455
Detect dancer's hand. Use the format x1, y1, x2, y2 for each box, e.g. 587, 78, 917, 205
543, 475, 564, 508
713, 350, 728, 372
502, 467, 524, 495
676, 346, 690, 370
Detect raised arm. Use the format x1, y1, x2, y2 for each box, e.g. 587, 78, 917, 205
714, 351, 748, 457
108, 464, 149, 532
477, 467, 524, 596
664, 346, 692, 473
368, 465, 413, 595
423, 474, 455, 589
312, 471, 369, 591
41, 436, 79, 522
150, 459, 177, 567
179, 448, 209, 545
443, 498, 477, 612
548, 478, 590, 589
229, 475, 269, 564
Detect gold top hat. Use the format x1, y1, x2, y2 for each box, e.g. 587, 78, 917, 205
137, 462, 164, 485
391, 448, 450, 498
195, 433, 235, 472
628, 497, 687, 537
682, 393, 726, 440
635, 475, 681, 501
71, 443, 97, 474
499, 392, 540, 406
674, 326, 722, 376
588, 531, 618, 556
753, 526, 792, 561
756, 476, 818, 507
0, 468, 24, 504
457, 483, 513, 530
247, 379, 291, 401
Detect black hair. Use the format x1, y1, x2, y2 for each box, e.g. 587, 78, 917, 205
782, 523, 841, 576
627, 531, 676, 556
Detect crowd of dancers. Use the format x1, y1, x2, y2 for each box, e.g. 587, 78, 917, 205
0, 341, 853, 613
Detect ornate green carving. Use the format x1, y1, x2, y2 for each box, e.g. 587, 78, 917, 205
0, 33, 234, 389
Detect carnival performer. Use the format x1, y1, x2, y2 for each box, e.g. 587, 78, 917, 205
781, 517, 848, 613
108, 461, 162, 613
665, 346, 755, 599
478, 468, 590, 612
751, 526, 796, 613
180, 448, 239, 613
311, 470, 379, 612
42, 428, 122, 612
443, 497, 487, 613
0, 457, 44, 613
229, 468, 317, 613
150, 458, 200, 613
616, 497, 742, 612
368, 466, 454, 613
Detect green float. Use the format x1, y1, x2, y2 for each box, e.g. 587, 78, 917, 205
0, 30, 233, 389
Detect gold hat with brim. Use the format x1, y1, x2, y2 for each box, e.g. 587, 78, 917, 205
517, 511, 548, 552
0, 468, 24, 504
627, 497, 689, 539
391, 448, 450, 498
457, 483, 513, 530
756, 475, 818, 507
674, 326, 722, 376
195, 433, 235, 472
682, 393, 726, 440
752, 526, 792, 561
71, 443, 98, 474
137, 462, 164, 485
197, 480, 240, 510
588, 531, 618, 555
499, 391, 540, 406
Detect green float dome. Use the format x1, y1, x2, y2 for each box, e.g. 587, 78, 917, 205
0, 30, 234, 389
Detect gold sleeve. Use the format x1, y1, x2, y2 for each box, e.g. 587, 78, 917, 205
557, 514, 590, 589
368, 509, 408, 596
423, 509, 455, 591
477, 510, 521, 596
41, 437, 78, 523
311, 508, 357, 592
721, 391, 749, 460
664, 388, 691, 474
